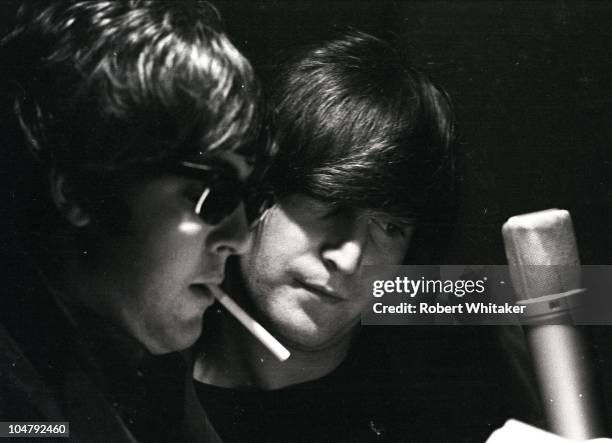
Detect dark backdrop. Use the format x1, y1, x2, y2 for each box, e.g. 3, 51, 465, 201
0, 1, 610, 263
215, 0, 612, 265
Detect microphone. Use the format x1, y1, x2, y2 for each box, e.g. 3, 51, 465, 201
502, 209, 605, 440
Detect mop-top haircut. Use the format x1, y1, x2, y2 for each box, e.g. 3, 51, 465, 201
0, 0, 263, 244
266, 31, 455, 225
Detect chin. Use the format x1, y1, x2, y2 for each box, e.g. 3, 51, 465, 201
145, 322, 203, 355
272, 319, 354, 352
256, 301, 358, 351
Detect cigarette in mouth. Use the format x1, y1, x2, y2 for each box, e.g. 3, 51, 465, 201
210, 286, 291, 362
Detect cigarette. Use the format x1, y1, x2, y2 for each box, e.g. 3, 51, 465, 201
210, 286, 291, 362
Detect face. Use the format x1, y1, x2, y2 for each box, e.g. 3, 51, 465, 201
240, 194, 414, 351
80, 152, 253, 354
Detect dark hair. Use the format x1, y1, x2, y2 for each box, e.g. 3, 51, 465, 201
265, 31, 456, 226
0, 0, 263, 250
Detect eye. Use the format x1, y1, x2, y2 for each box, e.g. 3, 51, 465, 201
369, 217, 407, 238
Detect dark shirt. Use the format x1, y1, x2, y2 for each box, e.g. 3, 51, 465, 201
195, 326, 541, 443
0, 252, 220, 443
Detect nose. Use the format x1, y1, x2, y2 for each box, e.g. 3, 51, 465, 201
320, 218, 368, 275
207, 202, 253, 257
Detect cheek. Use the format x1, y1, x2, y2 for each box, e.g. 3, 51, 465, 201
243, 234, 287, 287
363, 244, 408, 267
250, 212, 312, 275
367, 231, 413, 266
387, 246, 409, 264
122, 215, 209, 281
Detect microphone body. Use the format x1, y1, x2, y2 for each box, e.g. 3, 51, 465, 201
502, 209, 605, 440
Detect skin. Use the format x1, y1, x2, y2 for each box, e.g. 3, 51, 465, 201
63, 151, 253, 355
240, 193, 414, 353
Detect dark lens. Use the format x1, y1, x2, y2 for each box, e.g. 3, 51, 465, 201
198, 174, 244, 225
175, 161, 250, 226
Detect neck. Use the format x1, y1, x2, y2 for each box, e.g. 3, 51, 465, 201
193, 308, 355, 390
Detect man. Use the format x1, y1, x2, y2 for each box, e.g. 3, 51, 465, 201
194, 31, 542, 442
0, 2, 266, 441
191, 31, 513, 441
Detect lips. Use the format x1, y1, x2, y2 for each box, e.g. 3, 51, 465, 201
297, 280, 347, 302
189, 284, 216, 306
194, 273, 225, 286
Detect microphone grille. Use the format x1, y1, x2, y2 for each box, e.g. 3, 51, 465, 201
502, 209, 581, 300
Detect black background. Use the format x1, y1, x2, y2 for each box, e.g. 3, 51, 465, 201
2, 1, 611, 264
213, 0, 612, 265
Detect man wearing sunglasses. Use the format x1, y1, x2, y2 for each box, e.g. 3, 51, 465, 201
0, 1, 266, 442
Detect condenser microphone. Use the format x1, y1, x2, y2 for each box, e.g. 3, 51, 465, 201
502, 209, 605, 440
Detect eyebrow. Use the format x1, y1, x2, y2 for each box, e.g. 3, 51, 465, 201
362, 210, 418, 226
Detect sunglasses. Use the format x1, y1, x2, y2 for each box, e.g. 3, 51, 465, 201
176, 161, 273, 228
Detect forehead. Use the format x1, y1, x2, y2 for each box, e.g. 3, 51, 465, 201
277, 193, 415, 224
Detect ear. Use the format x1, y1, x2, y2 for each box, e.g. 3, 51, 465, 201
49, 169, 91, 228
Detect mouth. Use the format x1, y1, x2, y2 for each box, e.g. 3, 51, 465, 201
189, 284, 216, 306
297, 280, 346, 303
